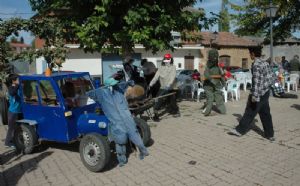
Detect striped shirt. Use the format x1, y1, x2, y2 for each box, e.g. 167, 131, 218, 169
251, 58, 276, 102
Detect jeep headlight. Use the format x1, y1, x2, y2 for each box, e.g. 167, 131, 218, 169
98, 122, 106, 129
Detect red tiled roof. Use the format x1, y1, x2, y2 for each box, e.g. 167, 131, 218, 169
200, 32, 259, 47
9, 42, 31, 48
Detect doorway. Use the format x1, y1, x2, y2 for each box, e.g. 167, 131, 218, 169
184, 56, 194, 70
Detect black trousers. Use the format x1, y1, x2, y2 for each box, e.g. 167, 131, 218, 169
154, 89, 179, 114
236, 91, 274, 138
5, 112, 21, 145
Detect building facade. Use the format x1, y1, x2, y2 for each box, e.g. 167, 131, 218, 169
36, 44, 203, 82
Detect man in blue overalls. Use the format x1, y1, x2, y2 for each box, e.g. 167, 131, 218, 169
87, 78, 149, 167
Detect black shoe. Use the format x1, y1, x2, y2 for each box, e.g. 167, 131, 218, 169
152, 114, 160, 122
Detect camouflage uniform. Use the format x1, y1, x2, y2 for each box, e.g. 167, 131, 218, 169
203, 49, 226, 116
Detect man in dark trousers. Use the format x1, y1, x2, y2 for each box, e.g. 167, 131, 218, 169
5, 74, 22, 148
229, 48, 276, 141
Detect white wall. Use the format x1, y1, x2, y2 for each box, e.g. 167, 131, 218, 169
36, 57, 47, 74
134, 48, 201, 70
41, 47, 202, 76
61, 49, 102, 76
263, 44, 300, 61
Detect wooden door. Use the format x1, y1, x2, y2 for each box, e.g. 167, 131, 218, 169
184, 56, 194, 70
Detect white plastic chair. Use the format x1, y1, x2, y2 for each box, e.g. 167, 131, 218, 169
286, 74, 299, 92
220, 87, 228, 103
235, 72, 247, 91
244, 72, 252, 89
226, 79, 240, 101
193, 81, 205, 102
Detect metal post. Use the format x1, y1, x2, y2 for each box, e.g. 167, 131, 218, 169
270, 15, 273, 63
266, 0, 277, 64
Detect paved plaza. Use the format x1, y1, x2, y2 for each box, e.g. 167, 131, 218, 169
1, 91, 300, 186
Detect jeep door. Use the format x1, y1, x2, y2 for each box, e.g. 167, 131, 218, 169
21, 79, 69, 142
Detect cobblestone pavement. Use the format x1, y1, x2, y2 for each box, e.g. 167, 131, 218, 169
1, 91, 300, 186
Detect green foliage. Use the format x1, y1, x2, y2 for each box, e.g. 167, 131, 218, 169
0, 18, 28, 80
0, 17, 69, 79
10, 36, 18, 43
232, 0, 300, 41
218, 0, 230, 32
29, 0, 216, 58
219, 9, 230, 32
0, 42, 13, 81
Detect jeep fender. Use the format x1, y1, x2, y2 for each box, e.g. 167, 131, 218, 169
77, 113, 109, 136
16, 119, 37, 126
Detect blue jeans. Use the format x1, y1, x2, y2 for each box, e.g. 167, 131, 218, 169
115, 128, 148, 165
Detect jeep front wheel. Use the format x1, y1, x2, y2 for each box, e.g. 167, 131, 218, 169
79, 133, 111, 172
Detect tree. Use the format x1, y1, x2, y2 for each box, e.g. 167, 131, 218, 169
20, 36, 24, 43
218, 0, 230, 32
0, 41, 13, 81
29, 0, 216, 58
231, 0, 300, 40
0, 17, 68, 80
10, 36, 18, 43
0, 18, 28, 80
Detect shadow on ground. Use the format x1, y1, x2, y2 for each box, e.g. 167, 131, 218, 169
291, 104, 300, 110
1, 151, 53, 186
0, 149, 24, 166
32, 139, 154, 173
232, 113, 264, 137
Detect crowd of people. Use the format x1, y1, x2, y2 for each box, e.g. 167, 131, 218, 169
0, 48, 299, 167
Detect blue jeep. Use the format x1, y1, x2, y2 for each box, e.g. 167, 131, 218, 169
13, 72, 151, 172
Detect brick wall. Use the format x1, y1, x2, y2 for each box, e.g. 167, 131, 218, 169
200, 47, 252, 70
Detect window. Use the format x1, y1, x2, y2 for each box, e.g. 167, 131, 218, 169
178, 63, 182, 68
57, 75, 95, 108
220, 55, 231, 67
242, 58, 248, 69
22, 80, 39, 105
39, 80, 59, 106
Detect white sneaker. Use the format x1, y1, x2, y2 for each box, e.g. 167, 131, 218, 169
228, 129, 242, 137
202, 107, 206, 114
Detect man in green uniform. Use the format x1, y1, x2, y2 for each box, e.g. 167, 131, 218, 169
202, 49, 226, 116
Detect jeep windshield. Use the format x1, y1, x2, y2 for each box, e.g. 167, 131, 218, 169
57, 75, 95, 108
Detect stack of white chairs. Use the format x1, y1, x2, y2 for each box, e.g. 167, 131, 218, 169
285, 74, 299, 92
220, 86, 228, 103
226, 79, 240, 101
244, 72, 252, 89
234, 72, 247, 91
191, 81, 205, 102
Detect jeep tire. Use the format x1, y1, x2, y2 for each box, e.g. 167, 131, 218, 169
79, 133, 111, 172
14, 124, 38, 154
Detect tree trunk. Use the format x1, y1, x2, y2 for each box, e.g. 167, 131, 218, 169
121, 42, 134, 63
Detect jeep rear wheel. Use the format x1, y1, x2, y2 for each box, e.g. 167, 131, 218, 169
79, 133, 111, 172
14, 124, 38, 154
